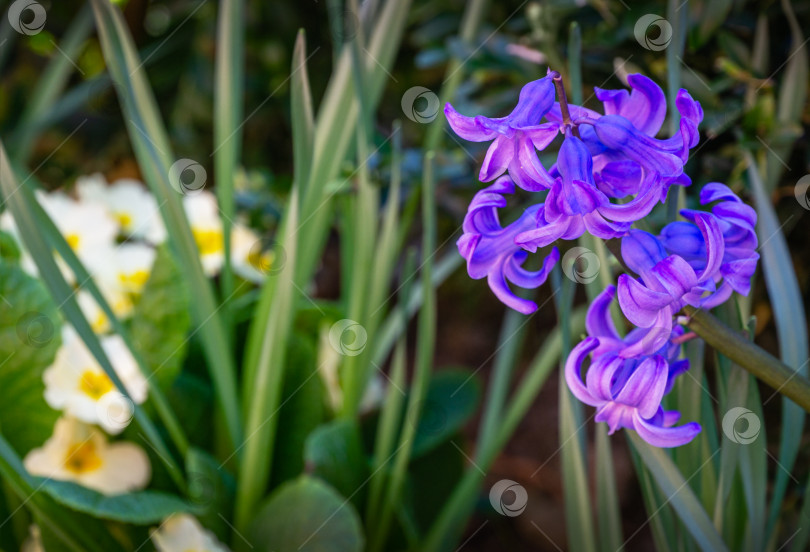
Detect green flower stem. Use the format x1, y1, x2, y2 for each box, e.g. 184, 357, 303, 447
683, 306, 810, 413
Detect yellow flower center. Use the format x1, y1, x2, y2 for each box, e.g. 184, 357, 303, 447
118, 269, 150, 292
114, 211, 133, 231
247, 249, 273, 271
192, 228, 224, 256
91, 312, 110, 334
79, 370, 114, 400
65, 233, 80, 250
63, 441, 103, 474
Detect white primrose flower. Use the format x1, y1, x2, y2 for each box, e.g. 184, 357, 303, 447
44, 326, 147, 434
37, 190, 119, 271
151, 514, 229, 552
77, 174, 166, 243
77, 243, 157, 333
21, 525, 44, 552
231, 223, 274, 283
184, 191, 224, 276
23, 417, 150, 495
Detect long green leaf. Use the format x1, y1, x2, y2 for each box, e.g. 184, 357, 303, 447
746, 152, 808, 540
295, 0, 412, 287
554, 270, 596, 552
368, 153, 436, 552
213, 0, 245, 314
235, 189, 299, 532
89, 0, 242, 447
291, 29, 315, 192
628, 434, 728, 552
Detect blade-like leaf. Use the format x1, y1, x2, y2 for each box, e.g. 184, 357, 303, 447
89, 0, 241, 447
628, 433, 728, 552
747, 152, 808, 538
213, 0, 245, 310
235, 189, 299, 531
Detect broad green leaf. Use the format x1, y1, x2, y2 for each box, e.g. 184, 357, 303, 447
130, 245, 191, 390
38, 479, 194, 524
628, 433, 728, 552
0, 231, 20, 262
248, 476, 364, 552
304, 419, 367, 507
411, 369, 481, 458
186, 447, 234, 541
0, 263, 61, 455
403, 439, 464, 536
271, 333, 324, 485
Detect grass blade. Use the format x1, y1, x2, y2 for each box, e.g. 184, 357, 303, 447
368, 153, 436, 552
295, 0, 412, 287
291, 30, 315, 193
213, 0, 246, 323
89, 0, 242, 447
746, 152, 809, 539
553, 269, 596, 552
627, 433, 728, 552
235, 189, 299, 533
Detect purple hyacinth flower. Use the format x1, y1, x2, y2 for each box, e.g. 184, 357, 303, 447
547, 74, 703, 201
565, 337, 701, 447
616, 213, 725, 355
585, 285, 691, 374
662, 183, 759, 304
515, 135, 664, 253
444, 76, 560, 190
457, 176, 559, 314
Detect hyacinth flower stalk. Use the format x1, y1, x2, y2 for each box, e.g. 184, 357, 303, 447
447, 69, 810, 447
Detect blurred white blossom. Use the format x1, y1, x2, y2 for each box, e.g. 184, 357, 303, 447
24, 417, 150, 495
44, 326, 147, 434
151, 514, 229, 552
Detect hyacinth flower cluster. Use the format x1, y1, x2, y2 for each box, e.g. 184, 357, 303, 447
447, 71, 759, 447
